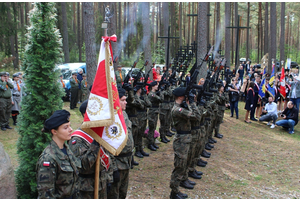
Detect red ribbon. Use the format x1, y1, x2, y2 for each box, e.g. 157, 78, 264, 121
102, 35, 117, 42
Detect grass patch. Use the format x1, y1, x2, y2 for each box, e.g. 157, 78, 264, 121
254, 175, 263, 181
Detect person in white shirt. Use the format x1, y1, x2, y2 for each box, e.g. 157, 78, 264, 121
259, 96, 278, 128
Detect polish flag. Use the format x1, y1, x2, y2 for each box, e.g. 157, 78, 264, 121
279, 67, 286, 99
81, 35, 127, 156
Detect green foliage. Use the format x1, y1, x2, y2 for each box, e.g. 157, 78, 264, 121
15, 3, 64, 198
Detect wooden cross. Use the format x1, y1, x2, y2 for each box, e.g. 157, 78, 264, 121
158, 26, 180, 69
226, 15, 251, 71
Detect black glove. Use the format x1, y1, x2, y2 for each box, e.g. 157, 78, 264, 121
113, 170, 120, 183
123, 83, 132, 91
156, 91, 160, 96
188, 92, 195, 104
180, 101, 189, 109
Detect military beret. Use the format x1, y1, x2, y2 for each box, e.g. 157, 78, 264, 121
72, 71, 77, 75
13, 73, 19, 78
82, 73, 87, 77
173, 87, 186, 97
44, 110, 70, 130
118, 88, 126, 99
135, 82, 144, 90
17, 72, 23, 75
0, 72, 6, 76
149, 81, 158, 87
6, 72, 9, 76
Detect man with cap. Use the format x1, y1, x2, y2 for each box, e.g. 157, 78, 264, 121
69, 98, 113, 199
169, 87, 198, 199
115, 66, 125, 87
11, 73, 22, 125
77, 68, 84, 103
70, 71, 79, 109
107, 87, 134, 199
134, 83, 151, 158
147, 81, 164, 151
81, 73, 89, 102
0, 72, 13, 131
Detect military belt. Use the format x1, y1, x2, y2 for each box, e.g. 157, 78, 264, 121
13, 94, 20, 97
176, 130, 191, 134
205, 118, 211, 121
115, 152, 132, 158
191, 126, 200, 130
128, 114, 137, 118
79, 173, 95, 178
137, 110, 147, 113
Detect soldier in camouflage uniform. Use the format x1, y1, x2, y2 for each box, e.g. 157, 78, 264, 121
169, 87, 198, 199
159, 82, 173, 143
0, 72, 13, 131
168, 79, 177, 134
147, 81, 164, 151
80, 74, 89, 102
215, 84, 229, 137
68, 104, 113, 199
107, 88, 134, 199
70, 71, 79, 109
36, 110, 82, 198
200, 97, 213, 159
135, 84, 151, 158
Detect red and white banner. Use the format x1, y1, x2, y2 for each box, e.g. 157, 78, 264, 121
81, 35, 128, 156
279, 67, 286, 99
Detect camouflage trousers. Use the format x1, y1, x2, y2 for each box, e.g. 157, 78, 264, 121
197, 126, 206, 160
129, 116, 139, 149
170, 134, 192, 193
81, 90, 88, 102
107, 169, 129, 199
208, 112, 217, 139
169, 102, 176, 131
204, 119, 211, 144
0, 97, 12, 127
79, 188, 106, 199
215, 110, 225, 135
186, 129, 201, 173
159, 108, 170, 138
147, 109, 158, 144
137, 111, 147, 150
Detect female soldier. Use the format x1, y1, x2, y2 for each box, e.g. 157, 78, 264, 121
11, 73, 22, 125
81, 74, 88, 102
36, 110, 81, 199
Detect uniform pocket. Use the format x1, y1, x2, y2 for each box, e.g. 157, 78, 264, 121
57, 162, 74, 185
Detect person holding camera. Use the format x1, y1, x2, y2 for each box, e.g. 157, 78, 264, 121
258, 96, 278, 128
229, 78, 240, 119
287, 74, 300, 111
275, 101, 298, 134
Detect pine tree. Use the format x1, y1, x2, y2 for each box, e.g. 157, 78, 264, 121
15, 3, 64, 198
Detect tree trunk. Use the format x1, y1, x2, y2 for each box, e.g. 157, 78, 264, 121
259, 3, 263, 60
107, 3, 117, 68
6, 2, 18, 69
61, 2, 70, 63
179, 2, 182, 47
246, 2, 250, 61
280, 2, 285, 64
82, 2, 97, 86
162, 2, 169, 64
12, 2, 19, 69
225, 2, 231, 67
77, 2, 82, 62
257, 2, 262, 63
215, 2, 220, 51
25, 2, 29, 25
231, 3, 234, 66
197, 2, 208, 80
207, 2, 210, 45
268, 2, 276, 74
123, 2, 126, 58
73, 3, 76, 35
234, 2, 238, 68
188, 3, 190, 46
264, 2, 269, 55
213, 2, 216, 45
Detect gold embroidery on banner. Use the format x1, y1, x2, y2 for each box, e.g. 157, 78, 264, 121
105, 122, 122, 140
87, 96, 104, 116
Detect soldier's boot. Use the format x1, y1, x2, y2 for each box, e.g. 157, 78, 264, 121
171, 127, 177, 132
164, 136, 170, 142
214, 127, 223, 138
199, 158, 207, 164
153, 143, 159, 149
160, 128, 168, 143
170, 191, 185, 199
201, 150, 211, 158
134, 147, 144, 158
131, 156, 139, 166
207, 143, 214, 148
148, 144, 157, 151
188, 171, 202, 179
12, 116, 17, 125
166, 130, 173, 137
210, 137, 217, 143
187, 179, 196, 185
179, 180, 194, 189
205, 143, 212, 150
178, 191, 188, 198
1, 126, 6, 131
194, 169, 203, 176
5, 124, 12, 129
140, 147, 149, 156
197, 159, 207, 167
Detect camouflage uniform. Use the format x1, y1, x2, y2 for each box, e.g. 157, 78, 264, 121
36, 140, 81, 199
108, 111, 134, 199
0, 79, 13, 127
208, 94, 218, 141
159, 87, 172, 139
80, 79, 89, 102
170, 102, 197, 193
215, 92, 228, 135
196, 105, 207, 160
68, 129, 112, 199
126, 90, 144, 151
136, 94, 152, 150
70, 77, 79, 109
147, 90, 164, 144
169, 85, 176, 132
204, 100, 213, 144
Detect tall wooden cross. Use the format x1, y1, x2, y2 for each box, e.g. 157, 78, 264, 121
226, 15, 251, 71
158, 26, 179, 69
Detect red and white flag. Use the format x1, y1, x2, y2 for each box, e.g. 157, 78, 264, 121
279, 66, 286, 99
81, 35, 127, 156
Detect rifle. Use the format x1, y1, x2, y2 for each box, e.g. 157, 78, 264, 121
123, 57, 139, 85
133, 60, 148, 86
158, 58, 174, 90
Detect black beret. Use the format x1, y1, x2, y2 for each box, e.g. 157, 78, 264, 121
118, 88, 126, 99
172, 87, 186, 97
44, 110, 70, 130
13, 73, 19, 78
135, 82, 144, 90
80, 100, 88, 115
0, 72, 6, 76
149, 81, 158, 87
82, 73, 87, 77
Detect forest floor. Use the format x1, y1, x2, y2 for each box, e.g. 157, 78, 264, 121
1, 102, 300, 199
